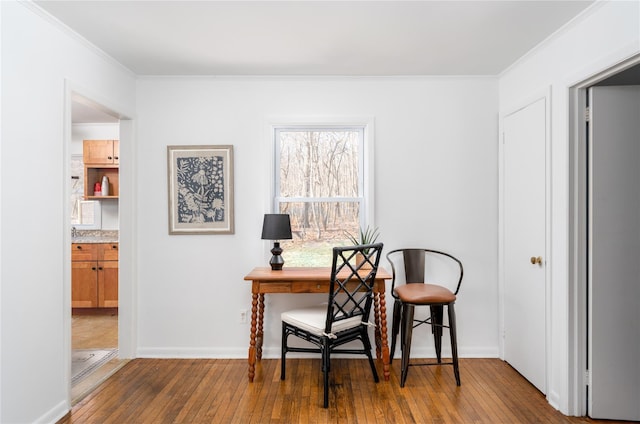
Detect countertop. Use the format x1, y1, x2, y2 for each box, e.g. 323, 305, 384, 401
71, 230, 119, 244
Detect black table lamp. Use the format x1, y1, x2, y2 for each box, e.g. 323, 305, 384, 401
261, 214, 293, 270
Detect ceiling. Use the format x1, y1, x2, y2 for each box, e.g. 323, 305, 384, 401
71, 100, 120, 124
37, 0, 594, 77
72, 97, 120, 123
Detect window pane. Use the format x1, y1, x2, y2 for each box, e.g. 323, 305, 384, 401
279, 201, 360, 267
279, 130, 360, 198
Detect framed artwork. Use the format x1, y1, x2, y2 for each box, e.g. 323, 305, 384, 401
167, 145, 234, 234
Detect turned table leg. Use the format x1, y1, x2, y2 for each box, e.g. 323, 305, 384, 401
374, 293, 382, 359
248, 293, 258, 382
257, 294, 265, 360
374, 291, 390, 381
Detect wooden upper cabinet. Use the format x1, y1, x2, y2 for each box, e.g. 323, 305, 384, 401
83, 139, 119, 165
112, 140, 120, 165
83, 139, 120, 199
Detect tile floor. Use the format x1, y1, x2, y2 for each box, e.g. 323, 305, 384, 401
71, 308, 126, 404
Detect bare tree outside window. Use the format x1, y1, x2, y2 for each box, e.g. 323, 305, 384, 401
275, 128, 364, 266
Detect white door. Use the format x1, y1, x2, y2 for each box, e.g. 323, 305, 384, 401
503, 97, 547, 393
588, 86, 640, 421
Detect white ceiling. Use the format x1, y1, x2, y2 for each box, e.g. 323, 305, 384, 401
72, 98, 120, 123
71, 93, 120, 124
37, 0, 594, 77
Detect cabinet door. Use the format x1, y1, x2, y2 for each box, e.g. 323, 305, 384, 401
113, 140, 120, 165
84, 140, 116, 164
99, 261, 118, 308
72, 261, 98, 308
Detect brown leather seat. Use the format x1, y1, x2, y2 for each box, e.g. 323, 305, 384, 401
387, 248, 463, 388
395, 283, 456, 304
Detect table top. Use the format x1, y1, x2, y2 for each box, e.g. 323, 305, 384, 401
244, 266, 391, 281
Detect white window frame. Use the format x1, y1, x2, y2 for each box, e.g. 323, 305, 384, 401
267, 116, 375, 230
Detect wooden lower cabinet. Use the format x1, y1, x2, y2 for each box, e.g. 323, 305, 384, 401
100, 260, 118, 308
72, 261, 99, 308
72, 243, 118, 308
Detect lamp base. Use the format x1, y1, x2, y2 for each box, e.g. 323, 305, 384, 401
269, 241, 285, 270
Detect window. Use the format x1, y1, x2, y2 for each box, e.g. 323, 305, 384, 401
273, 125, 371, 266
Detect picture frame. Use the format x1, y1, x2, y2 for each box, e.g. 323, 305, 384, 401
167, 145, 234, 234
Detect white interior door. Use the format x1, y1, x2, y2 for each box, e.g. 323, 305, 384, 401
588, 86, 640, 421
503, 97, 547, 393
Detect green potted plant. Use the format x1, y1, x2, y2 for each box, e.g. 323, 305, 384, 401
345, 225, 380, 268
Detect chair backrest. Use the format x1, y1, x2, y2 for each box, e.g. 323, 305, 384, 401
386, 248, 464, 295
325, 243, 384, 334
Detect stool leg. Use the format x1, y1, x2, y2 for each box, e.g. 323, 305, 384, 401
390, 298, 402, 362
400, 303, 415, 388
448, 303, 460, 386
431, 305, 444, 363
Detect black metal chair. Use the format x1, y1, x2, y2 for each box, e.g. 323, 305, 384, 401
281, 243, 384, 408
387, 248, 463, 387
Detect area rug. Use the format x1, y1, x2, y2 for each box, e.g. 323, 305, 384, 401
72, 349, 118, 385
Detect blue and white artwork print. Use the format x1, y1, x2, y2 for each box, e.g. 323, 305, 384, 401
168, 145, 234, 234
176, 155, 225, 224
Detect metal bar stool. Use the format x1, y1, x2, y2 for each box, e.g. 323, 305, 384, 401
387, 248, 463, 387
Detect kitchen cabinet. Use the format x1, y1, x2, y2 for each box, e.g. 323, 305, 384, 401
72, 243, 118, 308
83, 139, 119, 165
83, 140, 119, 200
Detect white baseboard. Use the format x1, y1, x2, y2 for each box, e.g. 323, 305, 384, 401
135, 345, 499, 359
136, 347, 248, 358
35, 399, 68, 424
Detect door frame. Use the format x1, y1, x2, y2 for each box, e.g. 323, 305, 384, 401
498, 87, 552, 392
567, 54, 640, 416
62, 80, 137, 404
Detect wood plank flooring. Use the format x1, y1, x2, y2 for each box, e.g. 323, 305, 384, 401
58, 357, 629, 423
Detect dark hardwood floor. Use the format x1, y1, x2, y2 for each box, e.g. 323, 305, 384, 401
57, 357, 632, 423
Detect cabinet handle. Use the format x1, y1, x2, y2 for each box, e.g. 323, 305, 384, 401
92, 267, 97, 271
114, 156, 119, 160
112, 245, 118, 249
76, 245, 82, 249
98, 267, 103, 271
108, 156, 113, 160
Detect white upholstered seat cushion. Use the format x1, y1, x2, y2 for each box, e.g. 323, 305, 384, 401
282, 305, 365, 337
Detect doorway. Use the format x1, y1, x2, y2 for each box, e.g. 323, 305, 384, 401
586, 84, 640, 421
571, 60, 640, 420
68, 92, 126, 403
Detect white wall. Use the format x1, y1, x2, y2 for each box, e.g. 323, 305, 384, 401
71, 123, 119, 155
0, 2, 136, 423
72, 123, 120, 230
498, 0, 640, 415
135, 76, 499, 359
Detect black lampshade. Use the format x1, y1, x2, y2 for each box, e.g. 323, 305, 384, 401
261, 214, 292, 240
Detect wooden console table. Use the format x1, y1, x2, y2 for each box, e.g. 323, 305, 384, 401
243, 266, 392, 382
